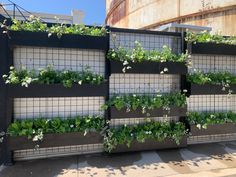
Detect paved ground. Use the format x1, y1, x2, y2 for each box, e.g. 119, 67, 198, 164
1, 141, 236, 177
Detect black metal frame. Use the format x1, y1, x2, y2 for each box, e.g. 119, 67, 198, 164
111, 137, 187, 153
9, 132, 103, 151
190, 123, 236, 136
0, 24, 110, 165
110, 106, 187, 119
9, 30, 109, 50
6, 25, 233, 164
7, 83, 108, 98
109, 60, 187, 74
187, 42, 236, 56
186, 83, 236, 95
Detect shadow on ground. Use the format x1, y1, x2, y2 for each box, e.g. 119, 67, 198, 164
1, 141, 236, 177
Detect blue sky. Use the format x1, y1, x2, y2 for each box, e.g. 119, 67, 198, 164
1, 0, 106, 25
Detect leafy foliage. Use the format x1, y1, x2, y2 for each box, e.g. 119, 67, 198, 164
3, 66, 105, 88
107, 41, 188, 73
185, 30, 236, 45
104, 121, 186, 152
187, 71, 236, 93
0, 15, 107, 38
102, 92, 186, 115
187, 112, 236, 129
107, 41, 187, 63
8, 115, 105, 141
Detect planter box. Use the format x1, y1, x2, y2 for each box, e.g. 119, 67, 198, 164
188, 43, 236, 55
190, 123, 236, 136
110, 106, 187, 119
8, 31, 108, 50
8, 83, 108, 98
9, 132, 103, 151
112, 137, 187, 153
109, 60, 187, 74
187, 83, 236, 95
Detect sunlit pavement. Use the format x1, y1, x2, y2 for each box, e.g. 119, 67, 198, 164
1, 141, 236, 177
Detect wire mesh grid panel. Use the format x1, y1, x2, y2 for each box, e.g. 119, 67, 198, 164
188, 133, 236, 145
109, 32, 181, 53
189, 54, 236, 74
187, 95, 236, 113
110, 116, 180, 128
14, 97, 105, 119
14, 144, 104, 161
109, 74, 180, 96
13, 46, 106, 75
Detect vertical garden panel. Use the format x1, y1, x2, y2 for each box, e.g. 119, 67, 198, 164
187, 40, 236, 144
106, 28, 187, 152
3, 30, 109, 161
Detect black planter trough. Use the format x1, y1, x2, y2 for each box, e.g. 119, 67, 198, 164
190, 123, 236, 136
109, 60, 187, 74
110, 106, 187, 119
187, 43, 236, 56
186, 83, 236, 95
8, 83, 108, 98
9, 132, 103, 151
112, 137, 187, 153
8, 31, 108, 50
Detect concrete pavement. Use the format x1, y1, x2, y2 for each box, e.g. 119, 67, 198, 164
1, 141, 236, 177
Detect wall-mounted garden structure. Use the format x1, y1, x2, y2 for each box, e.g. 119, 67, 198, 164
1, 16, 236, 165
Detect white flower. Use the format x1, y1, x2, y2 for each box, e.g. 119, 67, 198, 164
183, 89, 188, 93
123, 60, 129, 66
160, 71, 164, 74
210, 114, 215, 118
70, 124, 74, 128
163, 68, 168, 72
78, 80, 82, 85
122, 68, 126, 73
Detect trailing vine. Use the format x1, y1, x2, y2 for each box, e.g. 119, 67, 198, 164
0, 15, 107, 38
187, 111, 236, 129
8, 115, 105, 143
2, 66, 105, 88
102, 92, 186, 115
104, 121, 186, 152
187, 71, 236, 94
185, 30, 236, 45
107, 41, 189, 73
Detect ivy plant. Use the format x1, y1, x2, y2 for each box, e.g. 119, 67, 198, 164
104, 121, 186, 152
2, 66, 105, 88
102, 92, 186, 115
0, 15, 107, 38
8, 115, 105, 142
187, 112, 236, 129
185, 30, 236, 45
107, 41, 189, 73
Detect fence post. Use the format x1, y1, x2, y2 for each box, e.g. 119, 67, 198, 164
0, 31, 13, 165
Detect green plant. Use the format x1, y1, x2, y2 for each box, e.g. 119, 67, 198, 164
8, 115, 105, 142
187, 112, 236, 129
102, 92, 186, 115
107, 41, 188, 73
2, 66, 105, 88
104, 121, 186, 152
0, 16, 107, 38
185, 30, 236, 45
187, 71, 236, 93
